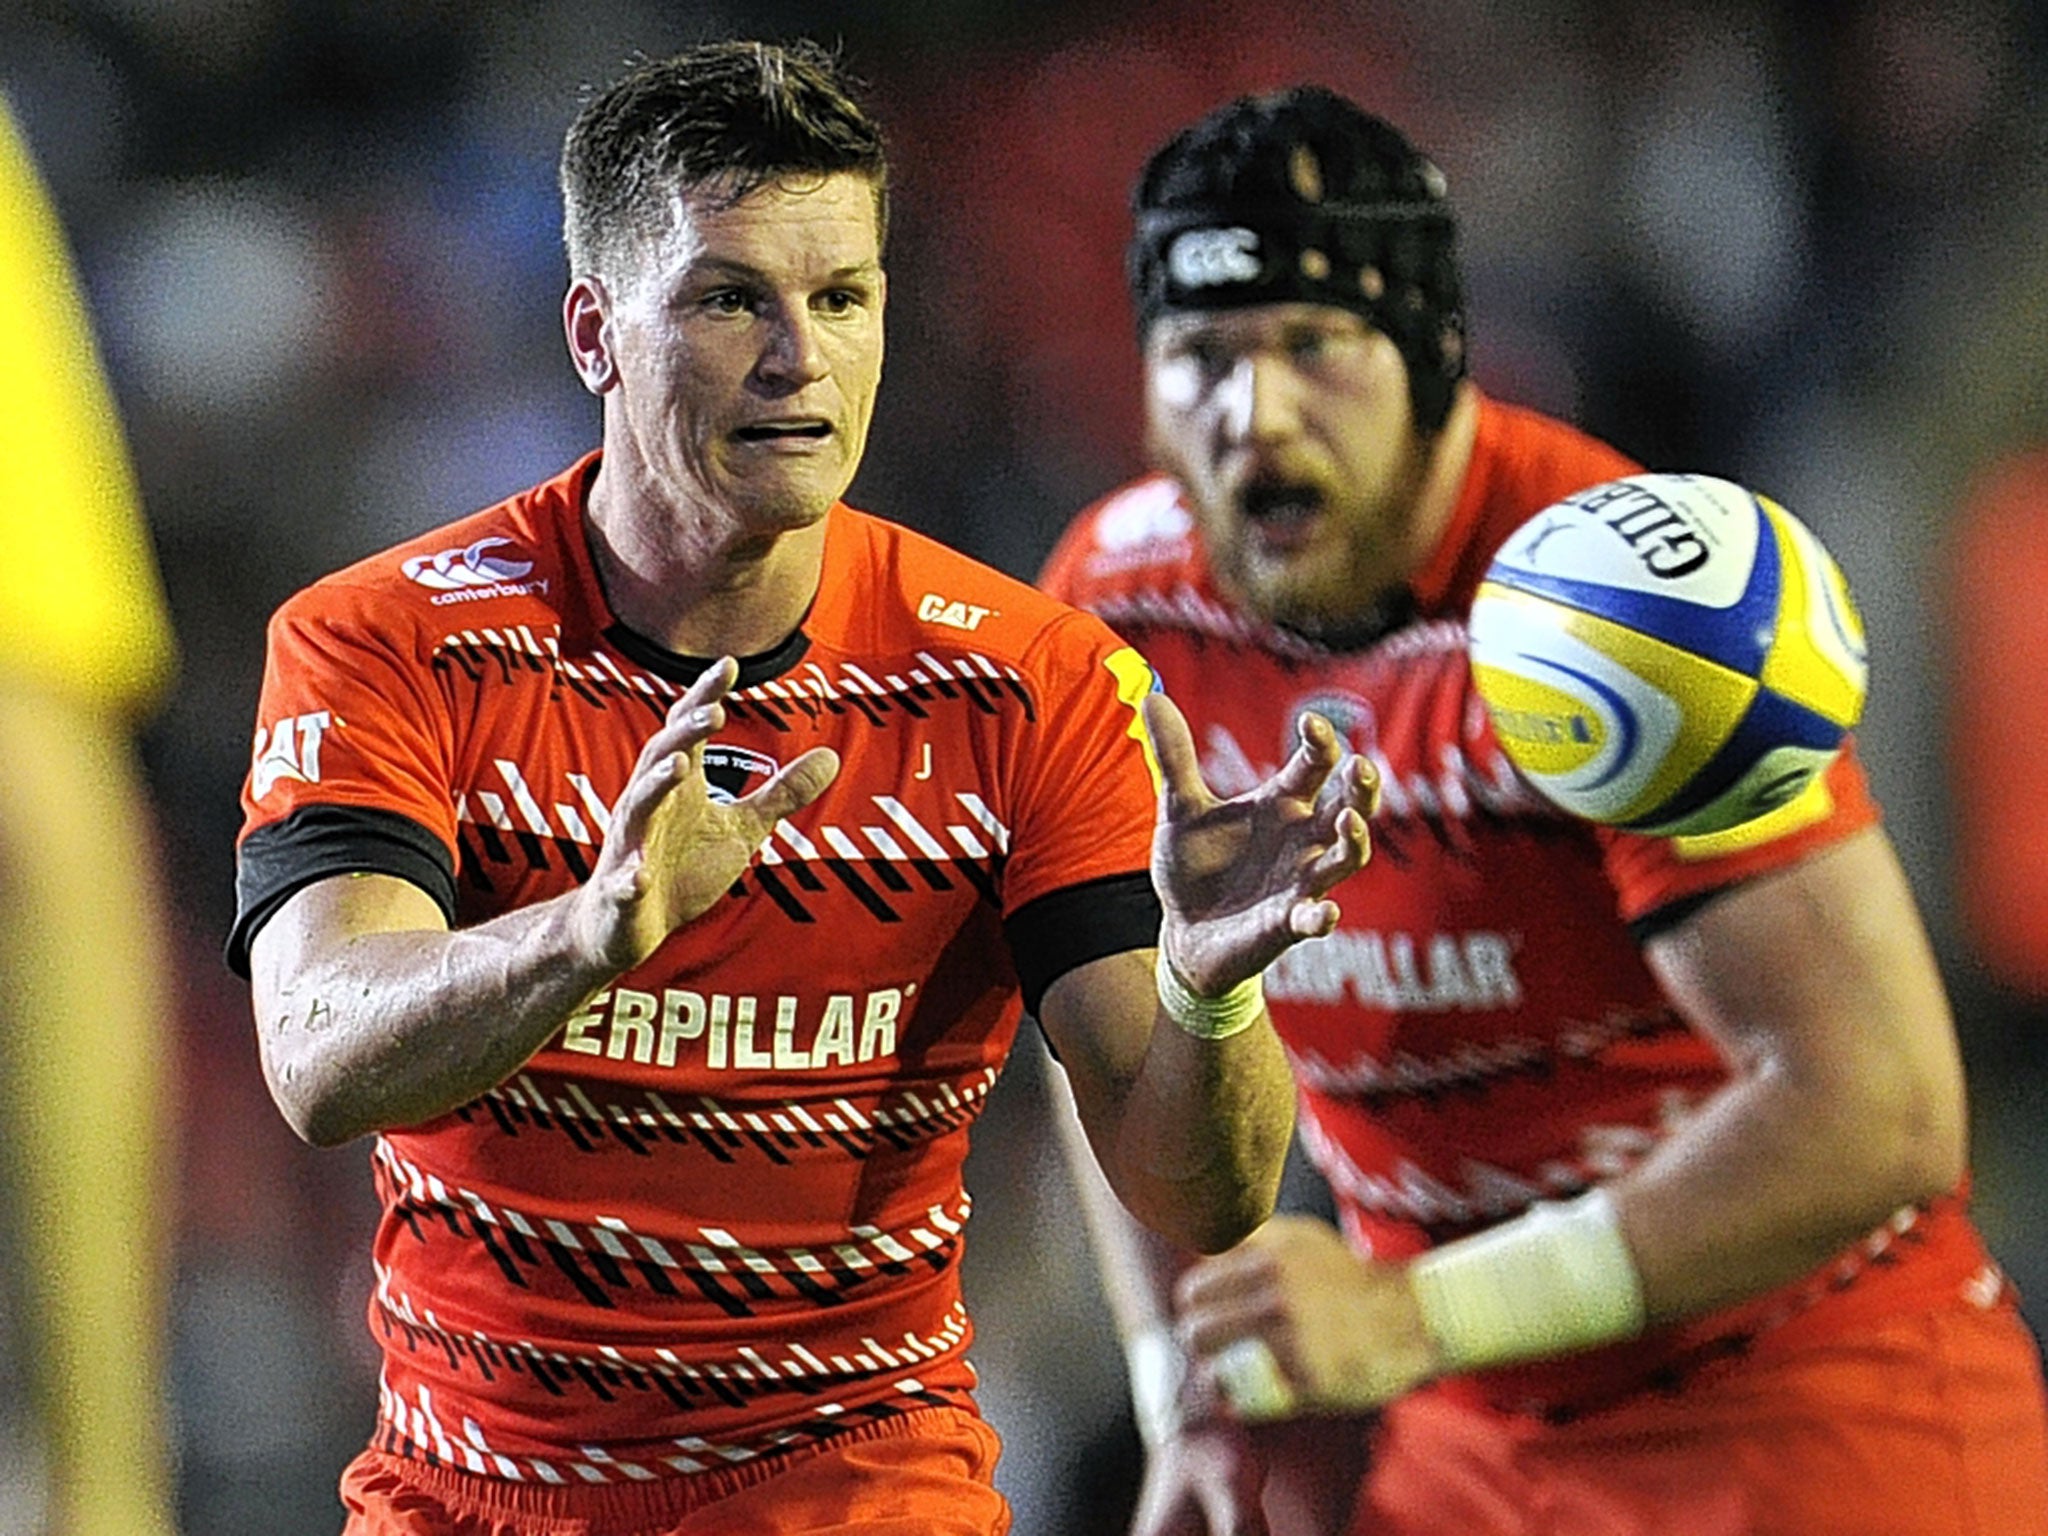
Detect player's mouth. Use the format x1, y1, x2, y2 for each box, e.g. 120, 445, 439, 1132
733, 417, 834, 447
1238, 482, 1326, 554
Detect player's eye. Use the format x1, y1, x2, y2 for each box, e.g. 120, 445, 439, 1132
1181, 337, 1232, 379
700, 287, 752, 315
1287, 329, 1329, 365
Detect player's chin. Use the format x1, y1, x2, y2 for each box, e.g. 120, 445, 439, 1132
1235, 553, 1341, 625
730, 474, 843, 533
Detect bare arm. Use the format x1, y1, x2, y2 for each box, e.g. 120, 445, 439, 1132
249, 659, 839, 1146
251, 871, 614, 1144
1619, 824, 1966, 1321
1036, 692, 1378, 1536
1040, 946, 1299, 1258
1036, 692, 1374, 1255
0, 684, 177, 1536
1170, 824, 1970, 1424
1051, 1054, 1369, 1536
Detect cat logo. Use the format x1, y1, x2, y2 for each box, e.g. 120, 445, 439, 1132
917, 593, 995, 632
251, 710, 334, 800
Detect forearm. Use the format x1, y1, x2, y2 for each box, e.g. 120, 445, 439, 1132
1618, 831, 1966, 1326
1415, 831, 1967, 1372
0, 692, 176, 1533
252, 667, 842, 1147
1609, 1048, 1962, 1327
1405, 1054, 1961, 1385
255, 882, 617, 1145
1050, 1054, 1190, 1337
1042, 946, 1295, 1255
1110, 1003, 1296, 1253
1049, 1055, 1205, 1450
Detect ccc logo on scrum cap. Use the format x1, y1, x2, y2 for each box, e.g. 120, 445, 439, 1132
402, 537, 534, 592
1167, 226, 1261, 290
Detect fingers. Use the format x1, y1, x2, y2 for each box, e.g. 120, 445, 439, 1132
1267, 710, 1345, 803
1305, 805, 1372, 889
1175, 1235, 1307, 1430
604, 747, 689, 859
629, 658, 739, 780
1210, 1337, 1298, 1422
1175, 1248, 1282, 1354
1287, 897, 1341, 940
608, 660, 743, 854
1142, 690, 1214, 815
1356, 752, 1382, 818
1273, 788, 1372, 942
682, 654, 741, 711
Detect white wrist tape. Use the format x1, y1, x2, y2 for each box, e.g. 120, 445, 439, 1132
1408, 1188, 1647, 1374
1124, 1325, 1186, 1448
1210, 1335, 1297, 1421
1155, 948, 1264, 1041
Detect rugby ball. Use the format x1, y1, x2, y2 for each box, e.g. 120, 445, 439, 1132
1467, 473, 1867, 836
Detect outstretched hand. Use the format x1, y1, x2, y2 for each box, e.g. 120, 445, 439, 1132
570, 657, 840, 971
1147, 692, 1377, 997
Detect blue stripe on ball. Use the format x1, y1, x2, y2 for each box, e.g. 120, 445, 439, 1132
1620, 685, 1845, 831
1488, 519, 1781, 678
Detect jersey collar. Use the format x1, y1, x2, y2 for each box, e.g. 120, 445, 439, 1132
558, 450, 822, 688
1406, 389, 1499, 616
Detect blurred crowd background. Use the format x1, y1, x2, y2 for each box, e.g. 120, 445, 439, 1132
4, 1, 2048, 1531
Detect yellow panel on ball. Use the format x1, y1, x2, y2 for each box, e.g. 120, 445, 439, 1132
1469, 662, 1607, 776
1756, 500, 1868, 729
1469, 581, 1762, 826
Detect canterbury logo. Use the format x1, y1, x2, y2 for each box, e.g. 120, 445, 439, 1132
402, 536, 534, 591
1167, 226, 1260, 290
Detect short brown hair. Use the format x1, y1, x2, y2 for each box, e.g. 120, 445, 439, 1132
560, 39, 889, 284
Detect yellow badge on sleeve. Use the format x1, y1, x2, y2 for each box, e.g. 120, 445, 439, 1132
1104, 646, 1165, 794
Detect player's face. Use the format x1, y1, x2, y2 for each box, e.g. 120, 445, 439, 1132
585, 172, 886, 541
1144, 303, 1432, 633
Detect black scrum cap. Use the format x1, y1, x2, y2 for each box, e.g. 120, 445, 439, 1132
1129, 86, 1467, 432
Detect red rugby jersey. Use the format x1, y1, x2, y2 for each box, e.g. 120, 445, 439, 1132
232, 454, 1162, 1479
1043, 394, 1994, 1416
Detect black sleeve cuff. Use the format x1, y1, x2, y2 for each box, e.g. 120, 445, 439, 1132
1003, 870, 1161, 1016
227, 805, 457, 977
1628, 882, 1745, 945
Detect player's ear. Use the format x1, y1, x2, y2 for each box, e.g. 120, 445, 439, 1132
564, 275, 618, 395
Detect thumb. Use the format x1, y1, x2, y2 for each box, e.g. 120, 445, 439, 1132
1142, 690, 1212, 815
739, 747, 841, 828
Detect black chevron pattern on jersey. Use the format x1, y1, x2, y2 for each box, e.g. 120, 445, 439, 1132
454, 769, 1013, 924
448, 1070, 1000, 1167
370, 1373, 972, 1472
373, 1139, 977, 1319
430, 627, 1040, 729
438, 630, 1028, 920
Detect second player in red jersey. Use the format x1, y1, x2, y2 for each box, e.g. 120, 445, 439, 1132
1044, 85, 2048, 1536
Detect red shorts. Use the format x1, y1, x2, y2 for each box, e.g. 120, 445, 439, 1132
1356, 1296, 2048, 1535
339, 1406, 1010, 1536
